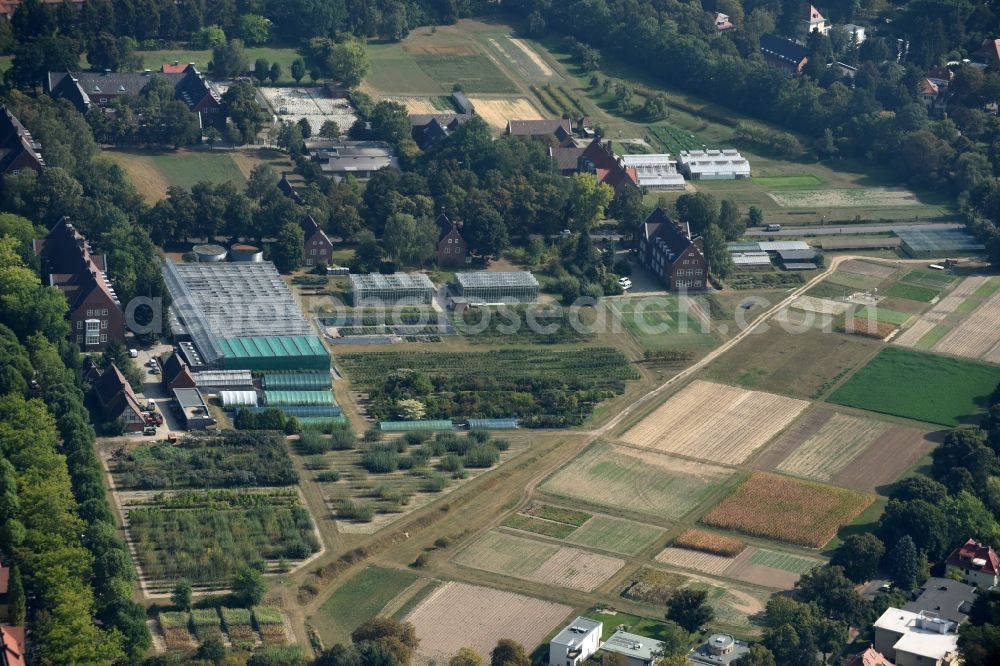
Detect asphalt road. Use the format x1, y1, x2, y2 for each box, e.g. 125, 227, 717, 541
744, 222, 962, 237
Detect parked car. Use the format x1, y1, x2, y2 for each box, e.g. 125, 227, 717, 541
618, 277, 632, 290
149, 366, 160, 375
128, 348, 139, 358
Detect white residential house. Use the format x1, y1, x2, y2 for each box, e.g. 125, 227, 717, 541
944, 538, 1000, 588
549, 617, 603, 666
805, 5, 830, 34
843, 23, 867, 44
873, 609, 960, 666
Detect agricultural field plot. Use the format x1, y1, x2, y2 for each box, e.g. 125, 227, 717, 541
405, 582, 572, 665
885, 282, 941, 303
839, 260, 899, 279
258, 87, 358, 135
313, 566, 418, 645
853, 306, 913, 326
824, 271, 885, 292
656, 545, 822, 589
830, 425, 936, 492
104, 148, 247, 201
121, 488, 320, 590
703, 326, 881, 400
753, 175, 823, 188
607, 296, 716, 351
452, 530, 624, 592
540, 441, 733, 522
790, 295, 850, 316
893, 276, 990, 347
479, 32, 561, 84
109, 431, 296, 490
767, 187, 923, 208
323, 434, 530, 534
565, 516, 666, 556
501, 502, 591, 540
412, 51, 519, 93
468, 96, 544, 129
337, 348, 638, 427
620, 380, 808, 464
828, 347, 1000, 426
933, 289, 1000, 362
156, 606, 290, 653
386, 96, 454, 114
702, 472, 875, 548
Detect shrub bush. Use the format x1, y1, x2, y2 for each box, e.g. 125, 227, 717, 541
361, 447, 399, 473
298, 429, 329, 455
315, 471, 341, 482
463, 445, 500, 468
420, 473, 448, 492
336, 500, 374, 521
438, 454, 464, 472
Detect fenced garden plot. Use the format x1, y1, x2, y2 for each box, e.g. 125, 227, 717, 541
701, 472, 875, 548
404, 582, 572, 665
221, 607, 256, 649
501, 513, 578, 539
540, 441, 732, 522
934, 288, 1000, 361
621, 380, 808, 464
110, 431, 296, 490
338, 348, 637, 427
124, 489, 319, 588
453, 530, 624, 591
190, 608, 224, 642
827, 347, 1000, 426
648, 125, 702, 153
521, 502, 591, 526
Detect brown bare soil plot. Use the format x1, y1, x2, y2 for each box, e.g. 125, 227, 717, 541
468, 97, 544, 129
405, 582, 572, 665
453, 530, 624, 592
702, 472, 875, 548
776, 413, 890, 482
754, 410, 832, 471
831, 426, 936, 492
935, 289, 1000, 360
621, 380, 809, 464
839, 260, 898, 278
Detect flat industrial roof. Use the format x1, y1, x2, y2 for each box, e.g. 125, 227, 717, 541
456, 271, 539, 288
601, 630, 664, 661
757, 241, 811, 251
551, 617, 603, 646
173, 387, 207, 409
350, 272, 435, 291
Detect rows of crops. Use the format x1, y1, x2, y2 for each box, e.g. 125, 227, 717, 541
530, 84, 586, 117
158, 606, 287, 651
127, 489, 319, 584
648, 125, 701, 153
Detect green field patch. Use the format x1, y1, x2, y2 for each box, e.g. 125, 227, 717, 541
975, 279, 1000, 298
768, 188, 923, 209
956, 298, 981, 315
885, 282, 940, 303
316, 566, 419, 644
586, 606, 684, 642
610, 296, 716, 350
825, 272, 883, 292
565, 516, 666, 556
900, 270, 957, 288
502, 513, 578, 539
540, 441, 732, 522
412, 53, 518, 93
915, 324, 951, 350
828, 347, 1000, 426
107, 149, 246, 191
753, 175, 823, 188
748, 548, 823, 574
854, 306, 912, 326
806, 281, 858, 300
522, 502, 592, 526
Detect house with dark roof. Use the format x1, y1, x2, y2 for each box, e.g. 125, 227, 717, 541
903, 578, 975, 625
409, 113, 471, 149
637, 208, 709, 291
277, 173, 304, 204
435, 212, 470, 267
713, 12, 735, 31
0, 564, 8, 621
760, 34, 809, 74
506, 118, 573, 140
91, 364, 146, 432
0, 625, 25, 666
976, 39, 1000, 67
161, 352, 196, 392
549, 136, 586, 175
0, 107, 45, 177
33, 218, 125, 351
580, 138, 639, 196
946, 538, 1000, 588
47, 65, 224, 129
301, 215, 335, 267
81, 355, 103, 384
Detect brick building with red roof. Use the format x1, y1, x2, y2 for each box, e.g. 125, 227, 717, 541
945, 538, 1000, 588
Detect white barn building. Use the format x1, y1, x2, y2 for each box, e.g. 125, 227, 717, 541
678, 149, 750, 180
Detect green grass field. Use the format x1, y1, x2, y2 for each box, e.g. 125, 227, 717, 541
748, 549, 823, 574
314, 566, 418, 644
753, 175, 823, 188
916, 324, 951, 350
609, 296, 716, 351
975, 280, 1000, 298
412, 53, 518, 93
540, 441, 732, 522
104, 148, 251, 200
885, 282, 941, 302
502, 513, 578, 539
565, 516, 665, 556
854, 306, 913, 326
83, 46, 306, 84
899, 270, 957, 288
586, 607, 685, 642
828, 347, 1000, 426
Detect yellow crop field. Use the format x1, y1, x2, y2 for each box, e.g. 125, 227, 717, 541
621, 380, 809, 464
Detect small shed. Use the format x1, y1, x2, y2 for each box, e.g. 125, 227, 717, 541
451, 91, 475, 115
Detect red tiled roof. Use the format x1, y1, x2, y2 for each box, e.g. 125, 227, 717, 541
0, 625, 26, 666
844, 647, 895, 666
161, 62, 188, 74
920, 78, 940, 95
946, 538, 1000, 574
0, 565, 8, 594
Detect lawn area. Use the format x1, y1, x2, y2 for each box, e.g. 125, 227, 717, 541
827, 347, 1000, 426
885, 282, 941, 303
314, 566, 419, 644
585, 607, 685, 642
104, 148, 248, 201
747, 549, 823, 574
753, 175, 823, 188
84, 46, 306, 84
565, 516, 666, 556
854, 306, 913, 326
608, 295, 716, 351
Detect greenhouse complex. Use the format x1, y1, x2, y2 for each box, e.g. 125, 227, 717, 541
455, 271, 539, 304
350, 272, 435, 307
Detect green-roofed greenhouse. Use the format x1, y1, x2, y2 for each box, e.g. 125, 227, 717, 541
265, 390, 336, 406
298, 416, 348, 426
467, 418, 519, 429
263, 371, 332, 390
378, 420, 454, 432
219, 336, 329, 370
